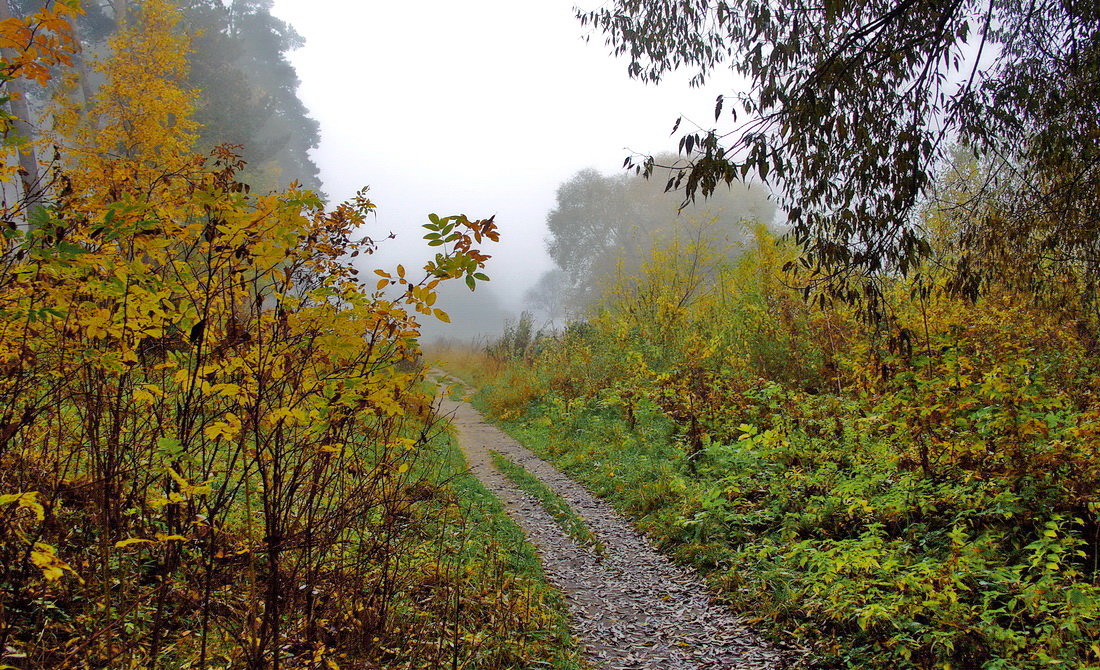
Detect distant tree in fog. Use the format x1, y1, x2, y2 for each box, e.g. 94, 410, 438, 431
28, 0, 324, 194
524, 268, 569, 321
540, 156, 775, 312
181, 0, 323, 193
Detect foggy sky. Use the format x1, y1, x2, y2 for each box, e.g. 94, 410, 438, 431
269, 0, 741, 334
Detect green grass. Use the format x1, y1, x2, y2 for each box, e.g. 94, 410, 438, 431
381, 429, 587, 669
433, 436, 548, 577
488, 449, 607, 558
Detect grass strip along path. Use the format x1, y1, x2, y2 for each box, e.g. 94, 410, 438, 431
490, 449, 608, 557
434, 372, 794, 669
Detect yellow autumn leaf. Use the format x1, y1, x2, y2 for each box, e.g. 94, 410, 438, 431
203, 412, 241, 441
320, 443, 345, 456
29, 542, 82, 583
115, 537, 155, 548
166, 467, 212, 497
0, 491, 45, 520
267, 407, 308, 426
147, 494, 171, 510
132, 387, 157, 404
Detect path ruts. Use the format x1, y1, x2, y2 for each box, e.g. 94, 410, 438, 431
436, 379, 794, 669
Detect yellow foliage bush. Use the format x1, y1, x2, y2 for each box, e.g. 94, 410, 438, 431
0, 2, 506, 667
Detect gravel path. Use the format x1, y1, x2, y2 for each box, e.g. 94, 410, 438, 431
436, 378, 799, 669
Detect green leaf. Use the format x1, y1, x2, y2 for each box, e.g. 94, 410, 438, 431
156, 437, 183, 456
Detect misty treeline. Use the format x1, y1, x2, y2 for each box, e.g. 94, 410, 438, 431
527, 156, 774, 318
439, 0, 1100, 668
426, 158, 773, 343
183, 0, 322, 193
426, 157, 775, 341
0, 1, 583, 668
11, 0, 321, 194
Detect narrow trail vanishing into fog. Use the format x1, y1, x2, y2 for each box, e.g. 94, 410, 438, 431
434, 374, 799, 669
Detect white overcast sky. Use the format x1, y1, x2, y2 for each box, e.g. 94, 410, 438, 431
269, 0, 728, 309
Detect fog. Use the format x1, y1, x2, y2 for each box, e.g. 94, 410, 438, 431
269, 0, 752, 340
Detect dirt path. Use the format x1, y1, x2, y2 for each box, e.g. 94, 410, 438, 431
436, 379, 795, 669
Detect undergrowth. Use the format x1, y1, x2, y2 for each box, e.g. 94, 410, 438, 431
454, 226, 1100, 669
477, 391, 1100, 668
0, 4, 581, 666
